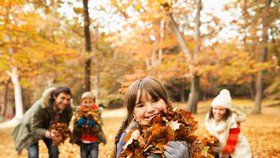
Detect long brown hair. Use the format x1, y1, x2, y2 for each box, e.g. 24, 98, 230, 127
112, 77, 172, 157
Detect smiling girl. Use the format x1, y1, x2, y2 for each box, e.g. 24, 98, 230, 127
112, 77, 189, 158
205, 89, 252, 158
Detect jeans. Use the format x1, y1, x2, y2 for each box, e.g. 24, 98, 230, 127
28, 138, 59, 158
80, 142, 99, 158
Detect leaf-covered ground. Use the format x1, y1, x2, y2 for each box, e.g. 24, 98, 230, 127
0, 99, 279, 158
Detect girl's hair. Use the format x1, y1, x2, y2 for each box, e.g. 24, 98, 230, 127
112, 77, 172, 157
49, 86, 72, 106
208, 107, 232, 121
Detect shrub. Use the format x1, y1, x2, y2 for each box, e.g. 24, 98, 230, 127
108, 98, 124, 109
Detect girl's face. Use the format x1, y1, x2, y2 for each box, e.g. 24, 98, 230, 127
133, 90, 167, 124
81, 98, 94, 107
212, 106, 226, 122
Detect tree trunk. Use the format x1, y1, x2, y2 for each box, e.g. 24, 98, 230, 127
249, 75, 255, 100
180, 81, 185, 102
252, 45, 268, 114
168, 0, 201, 113
252, 70, 263, 114
83, 0, 91, 91
169, 13, 192, 106
242, 0, 255, 100
3, 4, 23, 120
2, 79, 11, 117
251, 0, 271, 114
6, 67, 23, 119
85, 59, 91, 91
187, 0, 201, 113
158, 19, 165, 65
187, 76, 200, 113
169, 14, 189, 56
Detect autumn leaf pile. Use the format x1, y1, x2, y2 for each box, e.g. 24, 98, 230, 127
1, 103, 280, 158
119, 108, 216, 158
198, 133, 220, 157
74, 106, 102, 135
49, 122, 71, 146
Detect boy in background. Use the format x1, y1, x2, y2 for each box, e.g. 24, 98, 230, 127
70, 92, 106, 158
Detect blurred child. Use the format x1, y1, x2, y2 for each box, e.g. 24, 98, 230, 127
70, 92, 106, 158
205, 89, 252, 158
112, 77, 189, 158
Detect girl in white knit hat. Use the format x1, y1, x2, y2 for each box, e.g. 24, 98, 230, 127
205, 89, 252, 158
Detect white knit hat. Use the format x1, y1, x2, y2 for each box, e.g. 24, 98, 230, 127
211, 89, 232, 109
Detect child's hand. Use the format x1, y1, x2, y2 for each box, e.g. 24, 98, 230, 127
76, 117, 86, 127
164, 141, 190, 158
88, 118, 95, 127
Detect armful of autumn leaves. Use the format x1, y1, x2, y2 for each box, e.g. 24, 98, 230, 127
73, 106, 103, 135
49, 122, 71, 146
48, 106, 102, 146
119, 108, 219, 158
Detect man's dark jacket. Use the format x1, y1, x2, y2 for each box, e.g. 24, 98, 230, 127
12, 88, 73, 153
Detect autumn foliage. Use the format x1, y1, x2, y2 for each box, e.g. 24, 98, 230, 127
119, 108, 217, 158
199, 133, 220, 157
73, 106, 102, 136
49, 122, 71, 146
